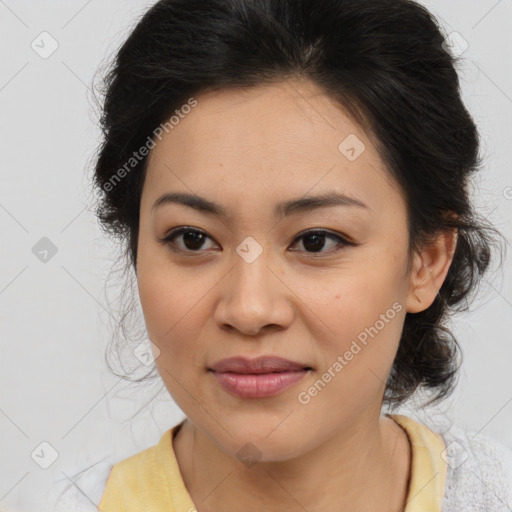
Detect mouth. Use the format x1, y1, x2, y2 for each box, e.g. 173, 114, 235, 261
208, 356, 313, 398
208, 355, 313, 374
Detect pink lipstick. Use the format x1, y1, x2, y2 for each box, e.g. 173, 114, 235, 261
209, 356, 312, 398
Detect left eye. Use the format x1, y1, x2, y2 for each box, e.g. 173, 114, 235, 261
289, 229, 351, 254
159, 227, 352, 255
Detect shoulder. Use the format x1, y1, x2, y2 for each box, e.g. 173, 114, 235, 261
433, 421, 512, 511
47, 460, 113, 512
48, 445, 161, 511
47, 457, 114, 512
47, 432, 170, 511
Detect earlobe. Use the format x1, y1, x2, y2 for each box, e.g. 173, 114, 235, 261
406, 256, 429, 314
405, 228, 458, 314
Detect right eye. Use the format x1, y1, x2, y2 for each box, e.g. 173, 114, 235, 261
159, 226, 219, 254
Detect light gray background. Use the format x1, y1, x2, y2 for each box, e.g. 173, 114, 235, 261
0, 1, 511, 510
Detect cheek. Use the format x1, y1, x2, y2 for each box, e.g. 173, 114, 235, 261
319, 253, 407, 378
300, 280, 405, 423
137, 266, 205, 407
137, 255, 200, 353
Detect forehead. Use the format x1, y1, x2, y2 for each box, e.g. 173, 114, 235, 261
143, 79, 406, 218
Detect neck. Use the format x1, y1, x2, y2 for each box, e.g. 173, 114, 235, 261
173, 410, 411, 512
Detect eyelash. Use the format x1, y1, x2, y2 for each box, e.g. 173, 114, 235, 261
159, 226, 354, 257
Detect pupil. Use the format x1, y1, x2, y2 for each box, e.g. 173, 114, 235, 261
183, 231, 205, 250
303, 234, 325, 252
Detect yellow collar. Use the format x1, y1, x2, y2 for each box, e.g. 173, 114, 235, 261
388, 413, 448, 511
99, 414, 447, 511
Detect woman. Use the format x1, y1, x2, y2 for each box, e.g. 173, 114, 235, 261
52, 0, 512, 510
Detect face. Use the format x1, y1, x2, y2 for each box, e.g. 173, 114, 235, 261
136, 78, 419, 461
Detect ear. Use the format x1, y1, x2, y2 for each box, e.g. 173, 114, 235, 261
406, 227, 458, 314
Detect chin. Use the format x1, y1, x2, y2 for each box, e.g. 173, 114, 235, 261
210, 422, 308, 464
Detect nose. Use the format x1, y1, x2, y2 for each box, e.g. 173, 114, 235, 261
213, 247, 294, 337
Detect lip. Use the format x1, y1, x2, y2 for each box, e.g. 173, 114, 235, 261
208, 356, 313, 398
209, 355, 312, 374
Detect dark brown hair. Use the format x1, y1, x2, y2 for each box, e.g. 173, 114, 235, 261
91, 0, 506, 408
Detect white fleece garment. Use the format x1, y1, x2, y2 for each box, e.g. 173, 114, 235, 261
35, 420, 512, 512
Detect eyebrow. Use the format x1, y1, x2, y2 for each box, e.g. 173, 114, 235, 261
152, 191, 371, 218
